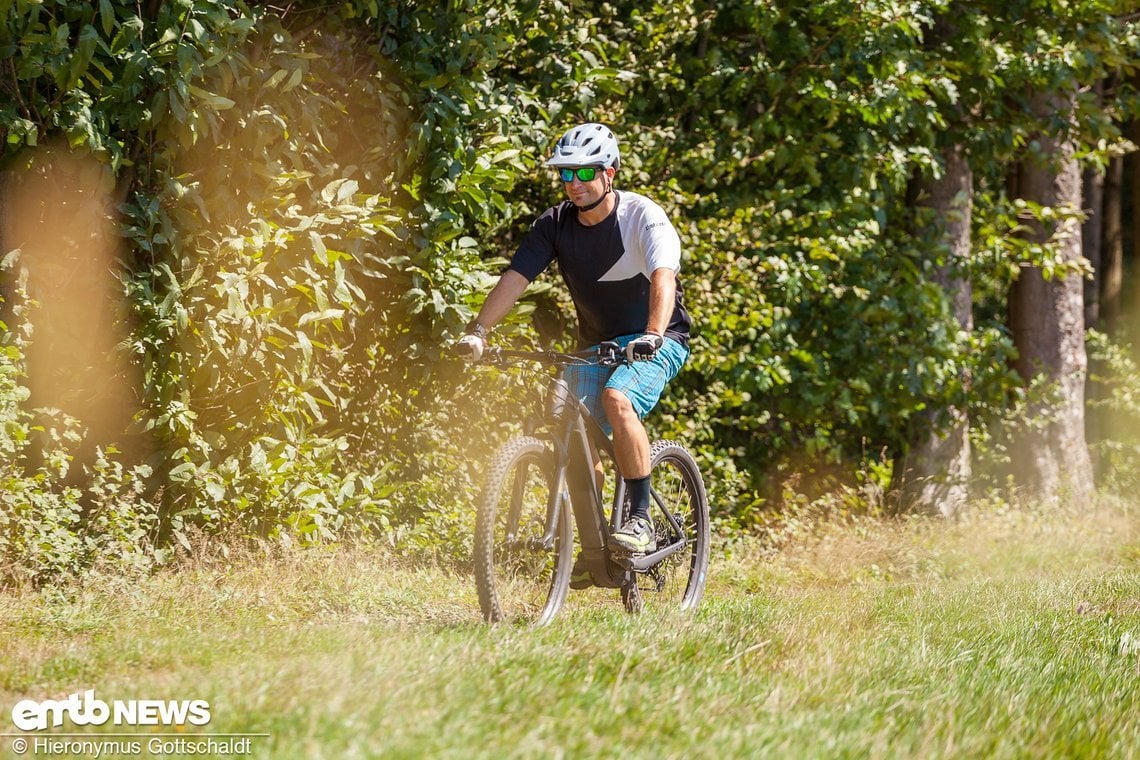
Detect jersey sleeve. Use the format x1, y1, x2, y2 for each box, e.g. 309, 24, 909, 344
507, 208, 558, 282
639, 201, 682, 274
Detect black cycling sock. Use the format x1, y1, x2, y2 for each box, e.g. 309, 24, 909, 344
625, 475, 651, 522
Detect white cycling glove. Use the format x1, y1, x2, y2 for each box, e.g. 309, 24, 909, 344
455, 334, 485, 362
455, 321, 489, 362
626, 332, 664, 362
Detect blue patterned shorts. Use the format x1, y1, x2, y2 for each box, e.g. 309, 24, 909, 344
562, 334, 689, 435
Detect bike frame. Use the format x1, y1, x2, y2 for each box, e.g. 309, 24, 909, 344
490, 347, 690, 585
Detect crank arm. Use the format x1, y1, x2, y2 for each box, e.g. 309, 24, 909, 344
611, 539, 688, 572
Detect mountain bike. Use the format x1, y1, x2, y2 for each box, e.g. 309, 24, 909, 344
462, 341, 710, 626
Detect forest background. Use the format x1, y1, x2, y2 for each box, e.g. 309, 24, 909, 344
0, 0, 1138, 583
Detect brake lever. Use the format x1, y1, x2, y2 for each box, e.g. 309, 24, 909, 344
596, 340, 623, 366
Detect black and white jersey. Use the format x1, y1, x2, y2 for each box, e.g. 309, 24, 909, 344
509, 190, 692, 348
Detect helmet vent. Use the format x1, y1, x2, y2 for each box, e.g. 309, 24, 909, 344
546, 122, 621, 169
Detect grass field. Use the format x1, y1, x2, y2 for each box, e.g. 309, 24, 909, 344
2, 500, 1140, 759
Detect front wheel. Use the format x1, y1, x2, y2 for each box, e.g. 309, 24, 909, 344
474, 436, 573, 626
627, 440, 710, 613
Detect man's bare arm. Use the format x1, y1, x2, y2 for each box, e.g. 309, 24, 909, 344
646, 268, 676, 336
472, 270, 530, 330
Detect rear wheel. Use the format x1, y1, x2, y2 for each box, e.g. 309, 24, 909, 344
624, 440, 710, 613
474, 436, 573, 625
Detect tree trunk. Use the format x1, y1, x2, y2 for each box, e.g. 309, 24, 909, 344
1100, 156, 1124, 332
896, 143, 973, 516
1130, 119, 1140, 316
1087, 153, 1123, 470
1006, 89, 1095, 503
1082, 80, 1105, 329
892, 7, 973, 517
1082, 167, 1103, 328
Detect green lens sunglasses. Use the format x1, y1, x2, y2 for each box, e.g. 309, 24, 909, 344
558, 167, 602, 183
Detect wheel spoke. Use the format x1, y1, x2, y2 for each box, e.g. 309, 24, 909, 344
627, 441, 710, 613
475, 437, 572, 626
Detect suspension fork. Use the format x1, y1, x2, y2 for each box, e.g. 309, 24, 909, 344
508, 461, 566, 552
530, 408, 578, 551
530, 469, 568, 551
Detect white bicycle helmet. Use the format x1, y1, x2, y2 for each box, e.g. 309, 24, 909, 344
546, 123, 620, 169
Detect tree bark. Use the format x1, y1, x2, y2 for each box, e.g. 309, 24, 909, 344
1082, 80, 1105, 329
1130, 119, 1140, 312
1006, 89, 1095, 503
1100, 155, 1124, 332
1082, 167, 1103, 328
892, 7, 973, 517
896, 143, 973, 516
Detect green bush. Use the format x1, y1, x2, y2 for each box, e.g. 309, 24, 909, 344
0, 335, 160, 585
1087, 330, 1140, 493
0, 1, 1136, 580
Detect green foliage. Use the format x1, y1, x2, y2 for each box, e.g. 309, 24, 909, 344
1087, 331, 1140, 493
606, 0, 1137, 517
0, 0, 259, 166
0, 335, 159, 585
0, 0, 1137, 578
122, 12, 409, 539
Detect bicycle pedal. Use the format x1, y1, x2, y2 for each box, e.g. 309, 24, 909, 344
610, 549, 650, 565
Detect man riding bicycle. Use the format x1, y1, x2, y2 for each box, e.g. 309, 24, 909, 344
457, 122, 692, 577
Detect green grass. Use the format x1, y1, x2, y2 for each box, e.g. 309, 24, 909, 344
3, 501, 1140, 759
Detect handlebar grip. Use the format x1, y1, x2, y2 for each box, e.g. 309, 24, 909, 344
452, 341, 479, 358
452, 340, 502, 363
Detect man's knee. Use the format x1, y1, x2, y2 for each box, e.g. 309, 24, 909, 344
602, 388, 635, 418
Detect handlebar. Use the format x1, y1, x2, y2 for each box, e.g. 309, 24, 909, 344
455, 341, 627, 368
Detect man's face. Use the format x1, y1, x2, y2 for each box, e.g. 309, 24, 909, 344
559, 165, 611, 208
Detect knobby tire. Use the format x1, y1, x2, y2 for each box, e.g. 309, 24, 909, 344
474, 436, 573, 626
622, 440, 710, 613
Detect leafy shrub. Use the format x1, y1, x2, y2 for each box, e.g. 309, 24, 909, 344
0, 335, 160, 586
1087, 330, 1140, 493
0, 1, 1136, 578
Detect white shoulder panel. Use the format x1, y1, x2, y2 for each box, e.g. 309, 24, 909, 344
599, 191, 682, 282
